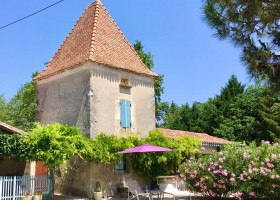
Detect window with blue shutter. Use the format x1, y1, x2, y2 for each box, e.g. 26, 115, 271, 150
120, 99, 131, 128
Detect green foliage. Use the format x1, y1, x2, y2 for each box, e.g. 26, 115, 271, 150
203, 0, 280, 91
133, 40, 165, 123
21, 123, 91, 168
179, 142, 280, 199
0, 94, 8, 122
161, 75, 280, 143
131, 129, 201, 181
4, 72, 39, 131
0, 123, 201, 183
0, 134, 21, 157
86, 133, 139, 164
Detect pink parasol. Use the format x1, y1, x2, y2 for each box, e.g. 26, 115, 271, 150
117, 144, 173, 154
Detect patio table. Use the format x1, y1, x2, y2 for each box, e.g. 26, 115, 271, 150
149, 189, 163, 200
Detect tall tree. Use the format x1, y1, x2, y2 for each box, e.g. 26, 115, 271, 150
6, 72, 39, 131
214, 85, 280, 143
0, 94, 8, 122
203, 0, 280, 90
133, 40, 165, 123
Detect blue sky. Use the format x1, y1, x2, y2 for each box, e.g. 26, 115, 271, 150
0, 0, 250, 105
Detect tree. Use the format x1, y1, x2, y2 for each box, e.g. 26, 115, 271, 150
5, 72, 39, 131
203, 0, 280, 90
133, 41, 165, 123
214, 85, 280, 142
21, 123, 91, 168
0, 94, 8, 122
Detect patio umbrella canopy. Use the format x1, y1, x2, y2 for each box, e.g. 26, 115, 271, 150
117, 144, 173, 154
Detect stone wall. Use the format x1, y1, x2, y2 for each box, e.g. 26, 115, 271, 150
54, 157, 145, 198
90, 64, 155, 138
37, 62, 156, 197
36, 65, 91, 136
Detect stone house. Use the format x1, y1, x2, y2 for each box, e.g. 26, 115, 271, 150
34, 0, 157, 197
34, 0, 232, 197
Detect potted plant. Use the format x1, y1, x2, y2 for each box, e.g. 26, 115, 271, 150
33, 191, 42, 200
93, 181, 103, 200
22, 192, 32, 200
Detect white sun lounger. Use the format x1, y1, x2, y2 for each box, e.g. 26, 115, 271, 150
125, 179, 150, 200
159, 183, 194, 200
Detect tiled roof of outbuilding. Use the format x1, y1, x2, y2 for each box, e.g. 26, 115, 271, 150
0, 121, 24, 134
35, 0, 157, 81
158, 128, 233, 146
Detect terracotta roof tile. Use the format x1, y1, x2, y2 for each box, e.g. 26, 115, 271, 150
0, 121, 24, 134
158, 128, 232, 146
35, 0, 157, 81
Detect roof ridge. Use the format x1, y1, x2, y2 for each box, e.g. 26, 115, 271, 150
93, 2, 152, 72
89, 1, 100, 59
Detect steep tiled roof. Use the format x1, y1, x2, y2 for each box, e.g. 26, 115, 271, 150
0, 121, 24, 134
158, 128, 232, 146
35, 0, 157, 81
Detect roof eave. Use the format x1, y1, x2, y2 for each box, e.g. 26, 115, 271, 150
34, 60, 158, 82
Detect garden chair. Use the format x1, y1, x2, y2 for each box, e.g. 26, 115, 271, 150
125, 179, 150, 200
159, 183, 194, 200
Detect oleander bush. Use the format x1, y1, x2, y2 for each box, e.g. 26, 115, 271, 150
179, 141, 280, 199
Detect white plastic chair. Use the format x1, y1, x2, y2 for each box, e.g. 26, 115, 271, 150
159, 183, 194, 200
125, 179, 150, 200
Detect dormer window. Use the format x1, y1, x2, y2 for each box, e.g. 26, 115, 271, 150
120, 77, 131, 88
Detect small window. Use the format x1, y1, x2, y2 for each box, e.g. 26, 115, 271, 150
120, 78, 131, 88
115, 158, 128, 174
120, 99, 131, 128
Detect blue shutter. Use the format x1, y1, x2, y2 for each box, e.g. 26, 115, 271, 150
120, 100, 126, 128
120, 99, 131, 128
125, 100, 131, 128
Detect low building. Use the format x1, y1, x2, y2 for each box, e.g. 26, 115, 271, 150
0, 121, 35, 176
158, 128, 232, 154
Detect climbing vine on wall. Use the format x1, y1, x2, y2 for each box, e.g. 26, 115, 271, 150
0, 123, 202, 179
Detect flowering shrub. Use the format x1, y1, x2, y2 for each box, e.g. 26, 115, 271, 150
24, 192, 30, 197
179, 141, 280, 199
33, 191, 42, 195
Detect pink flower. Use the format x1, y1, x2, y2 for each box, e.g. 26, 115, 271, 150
253, 168, 259, 172
222, 169, 228, 176
235, 192, 243, 200
249, 191, 255, 197
230, 177, 235, 182
219, 158, 224, 163
265, 158, 270, 163
267, 163, 274, 168
271, 175, 275, 179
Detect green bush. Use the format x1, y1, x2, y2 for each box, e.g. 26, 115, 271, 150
132, 129, 202, 182
179, 142, 280, 199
